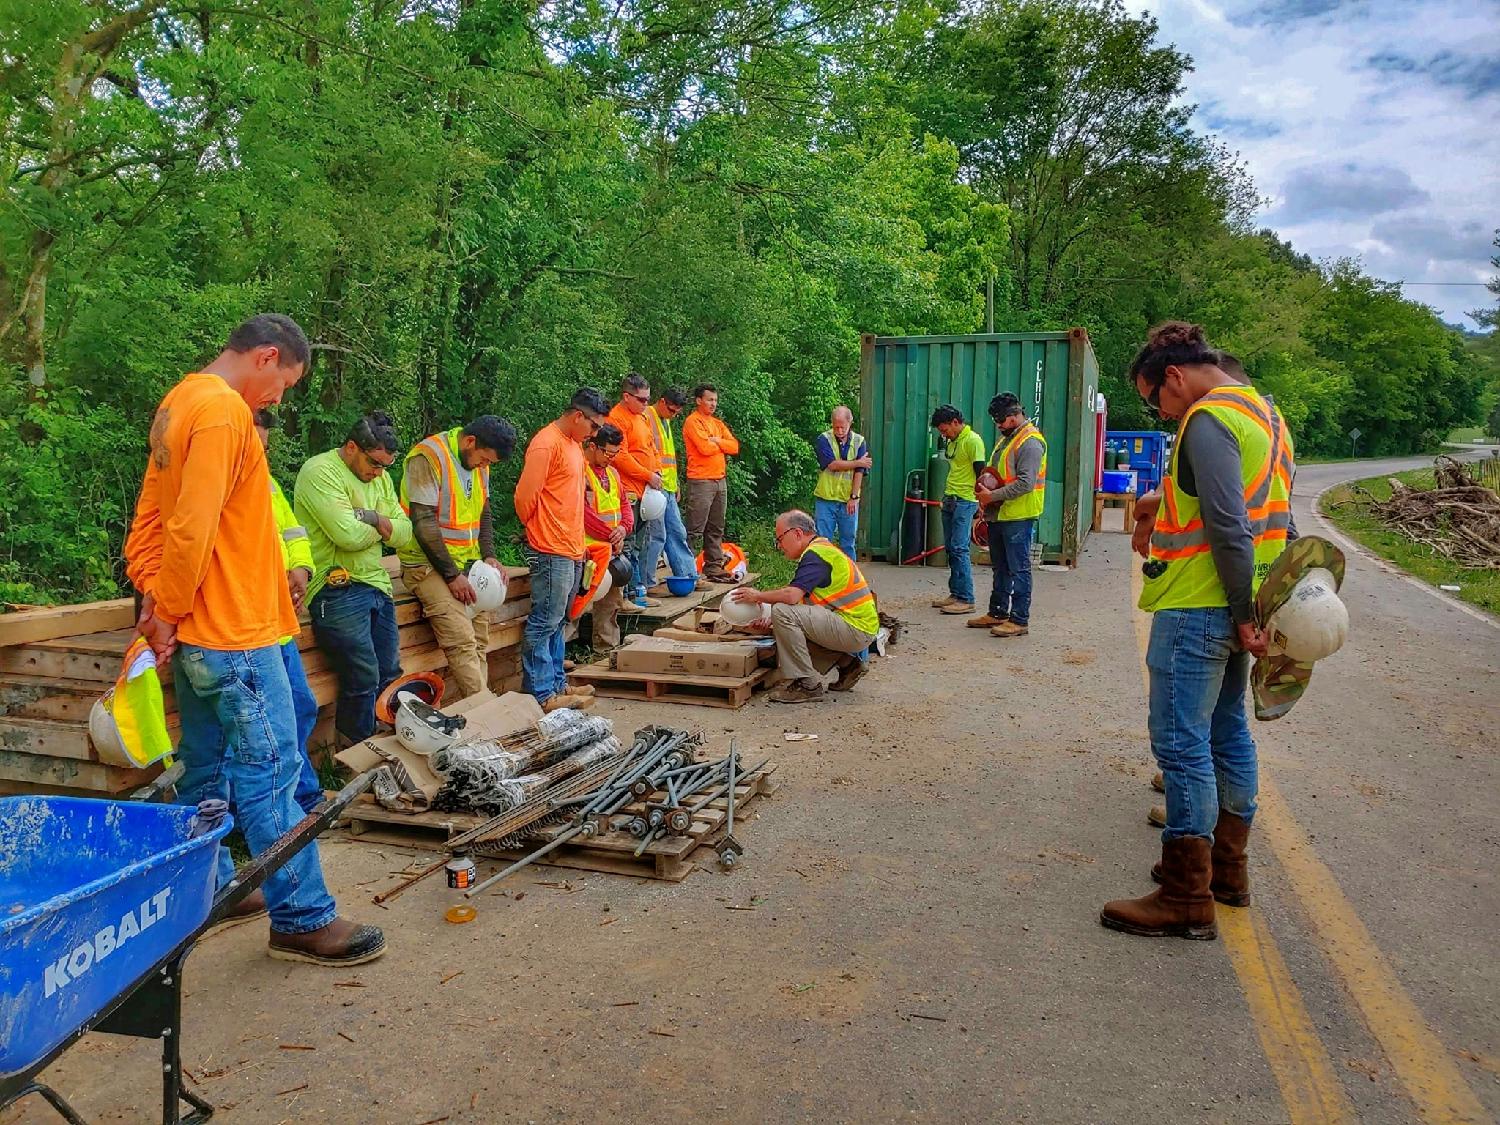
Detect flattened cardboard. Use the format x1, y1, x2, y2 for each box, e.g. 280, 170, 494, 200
336, 689, 543, 812
614, 635, 760, 679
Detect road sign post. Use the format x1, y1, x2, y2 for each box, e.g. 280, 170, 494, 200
1348, 426, 1362, 459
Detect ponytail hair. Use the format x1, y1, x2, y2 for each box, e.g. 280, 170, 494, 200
1128, 321, 1218, 388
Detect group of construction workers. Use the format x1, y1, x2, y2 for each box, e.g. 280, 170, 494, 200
120, 305, 1287, 967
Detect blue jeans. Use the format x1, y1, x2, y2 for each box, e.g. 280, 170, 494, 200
941, 497, 978, 603
524, 549, 582, 704
310, 582, 401, 744
1146, 608, 1257, 843
987, 519, 1034, 626
280, 640, 324, 813
814, 498, 858, 560
642, 490, 697, 583
173, 644, 337, 934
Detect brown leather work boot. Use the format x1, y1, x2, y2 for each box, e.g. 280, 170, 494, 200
989, 621, 1028, 638
769, 679, 826, 704
1149, 810, 1252, 906
208, 888, 267, 931
1100, 836, 1216, 940
1151, 771, 1165, 793
830, 657, 867, 693
1147, 804, 1166, 828
269, 918, 387, 966
967, 614, 1006, 628
930, 594, 958, 608
566, 682, 597, 697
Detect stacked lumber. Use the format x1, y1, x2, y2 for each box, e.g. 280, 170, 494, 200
0, 558, 533, 797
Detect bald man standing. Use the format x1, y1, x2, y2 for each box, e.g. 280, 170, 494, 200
812, 406, 871, 560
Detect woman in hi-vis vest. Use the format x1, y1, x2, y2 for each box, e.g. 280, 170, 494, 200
1101, 322, 1295, 943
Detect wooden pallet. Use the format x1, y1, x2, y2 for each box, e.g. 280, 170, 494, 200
567, 660, 772, 709
612, 573, 760, 624
341, 763, 779, 882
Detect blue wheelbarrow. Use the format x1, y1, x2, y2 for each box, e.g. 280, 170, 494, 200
0, 769, 377, 1124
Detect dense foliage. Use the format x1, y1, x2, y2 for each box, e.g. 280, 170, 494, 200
1, 0, 1490, 602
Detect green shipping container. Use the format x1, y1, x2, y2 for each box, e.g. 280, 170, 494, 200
858, 329, 1101, 566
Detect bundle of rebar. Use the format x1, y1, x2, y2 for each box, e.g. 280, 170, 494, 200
430, 709, 617, 811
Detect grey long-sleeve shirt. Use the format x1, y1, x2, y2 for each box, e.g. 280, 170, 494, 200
983, 428, 1045, 520
1176, 413, 1297, 625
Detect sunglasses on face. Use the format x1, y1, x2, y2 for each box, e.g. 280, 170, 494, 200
360, 447, 395, 471
1139, 380, 1163, 420
627, 392, 650, 404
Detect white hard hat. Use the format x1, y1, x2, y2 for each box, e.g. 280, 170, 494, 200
395, 697, 465, 755
466, 560, 506, 618
588, 568, 613, 608
88, 692, 131, 767
718, 592, 765, 628
639, 487, 667, 522
1266, 567, 1348, 663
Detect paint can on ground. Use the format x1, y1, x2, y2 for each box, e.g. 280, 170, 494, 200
445, 850, 476, 891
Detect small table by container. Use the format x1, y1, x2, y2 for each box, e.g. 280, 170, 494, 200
1092, 491, 1136, 532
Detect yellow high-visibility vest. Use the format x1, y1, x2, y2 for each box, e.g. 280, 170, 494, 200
814, 429, 866, 504
1139, 386, 1295, 612
649, 407, 679, 493
584, 462, 623, 548
990, 422, 1047, 521
398, 427, 489, 568
804, 538, 879, 636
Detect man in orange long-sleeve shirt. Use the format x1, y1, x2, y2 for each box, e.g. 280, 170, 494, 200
124, 314, 384, 967
682, 383, 741, 582
605, 372, 662, 607
515, 386, 608, 711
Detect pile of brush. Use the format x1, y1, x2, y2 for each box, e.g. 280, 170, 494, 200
1361, 456, 1500, 569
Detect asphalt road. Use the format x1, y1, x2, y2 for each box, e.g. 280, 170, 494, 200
10, 453, 1497, 1124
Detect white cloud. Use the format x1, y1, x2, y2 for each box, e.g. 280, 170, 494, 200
1129, 0, 1499, 327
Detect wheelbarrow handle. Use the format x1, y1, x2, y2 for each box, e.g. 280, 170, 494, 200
203, 768, 382, 926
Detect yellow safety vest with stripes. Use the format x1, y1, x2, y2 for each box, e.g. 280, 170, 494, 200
1139, 386, 1295, 613
649, 407, 679, 493
814, 429, 865, 504
397, 427, 490, 568
989, 421, 1048, 521
584, 462, 624, 547
804, 538, 879, 636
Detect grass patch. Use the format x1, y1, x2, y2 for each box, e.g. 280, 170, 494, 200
1320, 468, 1500, 617
738, 521, 797, 588
1447, 426, 1491, 444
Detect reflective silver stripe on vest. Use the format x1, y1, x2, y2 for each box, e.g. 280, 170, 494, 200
1150, 507, 1292, 553
822, 587, 871, 609
282, 527, 308, 542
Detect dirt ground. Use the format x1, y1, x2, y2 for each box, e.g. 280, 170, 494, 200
9, 455, 1499, 1124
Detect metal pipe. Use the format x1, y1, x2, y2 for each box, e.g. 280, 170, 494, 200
687, 758, 769, 815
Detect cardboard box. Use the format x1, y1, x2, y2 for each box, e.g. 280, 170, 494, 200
335, 689, 542, 812
614, 635, 760, 679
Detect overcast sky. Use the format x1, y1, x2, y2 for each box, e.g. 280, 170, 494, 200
1126, 0, 1498, 329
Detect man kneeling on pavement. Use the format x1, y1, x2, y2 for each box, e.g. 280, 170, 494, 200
728, 509, 878, 704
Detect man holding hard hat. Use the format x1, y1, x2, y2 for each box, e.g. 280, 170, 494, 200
581, 423, 634, 649
397, 415, 517, 702
1100, 321, 1332, 942
972, 393, 1047, 637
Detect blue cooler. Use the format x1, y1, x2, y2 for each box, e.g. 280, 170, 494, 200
0, 797, 231, 1078
1106, 430, 1168, 495
1099, 469, 1137, 495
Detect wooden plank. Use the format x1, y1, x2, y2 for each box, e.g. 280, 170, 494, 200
0, 674, 105, 722
0, 749, 155, 793
568, 663, 770, 710
0, 600, 137, 648
0, 716, 98, 760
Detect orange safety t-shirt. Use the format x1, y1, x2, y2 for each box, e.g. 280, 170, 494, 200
124, 373, 298, 650
682, 412, 740, 480
513, 422, 586, 560
605, 402, 659, 499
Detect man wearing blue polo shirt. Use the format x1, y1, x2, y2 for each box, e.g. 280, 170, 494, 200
812, 406, 871, 560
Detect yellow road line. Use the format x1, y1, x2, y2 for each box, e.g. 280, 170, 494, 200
1255, 780, 1491, 1124
1129, 560, 1355, 1124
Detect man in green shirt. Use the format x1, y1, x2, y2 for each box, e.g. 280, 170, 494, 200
929, 404, 986, 615
294, 411, 413, 745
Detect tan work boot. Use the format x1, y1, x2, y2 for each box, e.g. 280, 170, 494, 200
990, 621, 1029, 638
563, 659, 577, 673
931, 594, 958, 608
940, 601, 976, 615
1151, 811, 1251, 906
543, 693, 595, 713
646, 583, 672, 597
567, 682, 597, 697
830, 656, 867, 693
769, 679, 826, 704
1151, 771, 1165, 793
967, 614, 1006, 628
1147, 804, 1166, 828
269, 918, 387, 966
209, 888, 267, 931
1100, 837, 1216, 940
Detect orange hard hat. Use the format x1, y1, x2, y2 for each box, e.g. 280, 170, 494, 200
695, 541, 747, 576
375, 670, 445, 725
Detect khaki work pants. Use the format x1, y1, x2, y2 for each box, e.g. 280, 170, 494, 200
770, 602, 870, 684
686, 477, 729, 577
402, 564, 491, 700
591, 580, 626, 649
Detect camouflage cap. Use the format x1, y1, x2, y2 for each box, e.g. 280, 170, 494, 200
1252, 536, 1347, 721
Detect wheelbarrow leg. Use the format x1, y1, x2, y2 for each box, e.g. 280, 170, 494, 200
159, 952, 213, 1125
2, 1082, 89, 1124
